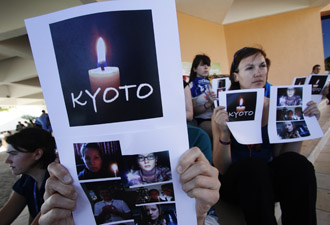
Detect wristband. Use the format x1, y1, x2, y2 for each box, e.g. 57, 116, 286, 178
219, 138, 231, 145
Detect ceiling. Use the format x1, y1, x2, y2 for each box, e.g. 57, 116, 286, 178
0, 0, 329, 106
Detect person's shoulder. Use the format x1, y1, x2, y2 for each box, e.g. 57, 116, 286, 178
13, 174, 33, 193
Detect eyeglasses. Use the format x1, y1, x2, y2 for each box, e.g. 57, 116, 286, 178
137, 154, 155, 162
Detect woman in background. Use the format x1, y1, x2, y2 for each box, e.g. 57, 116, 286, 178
0, 128, 56, 225
189, 54, 216, 140
213, 47, 319, 225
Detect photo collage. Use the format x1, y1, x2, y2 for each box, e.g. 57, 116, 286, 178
276, 87, 310, 139
74, 142, 177, 225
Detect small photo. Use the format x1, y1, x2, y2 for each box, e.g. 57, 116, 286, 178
132, 203, 177, 225
119, 151, 172, 188
124, 182, 175, 205
293, 77, 306, 85
226, 92, 257, 122
80, 180, 135, 225
74, 141, 122, 180
277, 121, 310, 139
277, 87, 302, 106
308, 75, 328, 94
276, 106, 304, 121
217, 79, 227, 97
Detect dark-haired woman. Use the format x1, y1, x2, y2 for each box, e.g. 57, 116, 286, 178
189, 54, 216, 140
212, 47, 320, 225
0, 128, 56, 224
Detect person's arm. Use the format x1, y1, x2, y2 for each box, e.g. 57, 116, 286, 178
0, 191, 27, 225
176, 147, 220, 225
192, 91, 216, 117
184, 84, 194, 121
39, 162, 76, 225
30, 213, 41, 225
212, 107, 232, 175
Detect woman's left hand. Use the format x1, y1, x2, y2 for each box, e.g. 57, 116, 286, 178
176, 147, 220, 225
303, 100, 320, 120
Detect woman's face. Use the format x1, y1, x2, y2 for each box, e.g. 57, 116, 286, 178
233, 53, 267, 89
194, 62, 210, 78
5, 144, 38, 175
285, 122, 294, 132
137, 153, 156, 172
83, 148, 102, 173
145, 205, 160, 221
287, 88, 295, 97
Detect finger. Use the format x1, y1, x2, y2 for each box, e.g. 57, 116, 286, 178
180, 160, 219, 185
181, 171, 220, 194
185, 187, 220, 206
44, 176, 77, 200
39, 209, 74, 225
41, 193, 76, 215
176, 147, 206, 175
48, 162, 73, 185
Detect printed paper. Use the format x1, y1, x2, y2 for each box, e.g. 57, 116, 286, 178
268, 86, 323, 143
25, 1, 195, 224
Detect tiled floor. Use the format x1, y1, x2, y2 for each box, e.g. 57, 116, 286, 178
315, 146, 330, 224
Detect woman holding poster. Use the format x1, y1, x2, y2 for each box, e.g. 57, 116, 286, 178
212, 47, 320, 225
189, 54, 216, 140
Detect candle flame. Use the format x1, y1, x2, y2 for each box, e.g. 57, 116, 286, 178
239, 98, 244, 106
96, 37, 106, 66
111, 163, 118, 172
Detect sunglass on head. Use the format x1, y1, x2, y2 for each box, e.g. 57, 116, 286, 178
137, 154, 155, 162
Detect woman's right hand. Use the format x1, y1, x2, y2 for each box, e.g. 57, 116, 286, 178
213, 106, 230, 135
39, 162, 77, 225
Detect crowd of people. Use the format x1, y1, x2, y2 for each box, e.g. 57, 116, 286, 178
0, 46, 328, 225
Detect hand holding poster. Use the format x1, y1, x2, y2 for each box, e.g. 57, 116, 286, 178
25, 1, 198, 224
217, 88, 265, 144
268, 85, 323, 143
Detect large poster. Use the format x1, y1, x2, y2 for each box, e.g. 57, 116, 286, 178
25, 1, 195, 224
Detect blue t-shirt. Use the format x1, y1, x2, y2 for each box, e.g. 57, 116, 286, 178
190, 77, 210, 98
13, 171, 49, 219
231, 126, 273, 163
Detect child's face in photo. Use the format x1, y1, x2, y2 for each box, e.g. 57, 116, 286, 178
137, 153, 156, 172
145, 205, 160, 220
83, 148, 102, 173
285, 122, 293, 132
287, 88, 295, 97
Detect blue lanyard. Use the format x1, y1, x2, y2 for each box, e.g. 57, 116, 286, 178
33, 181, 39, 214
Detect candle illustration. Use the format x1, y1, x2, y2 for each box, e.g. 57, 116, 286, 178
111, 163, 118, 177
313, 79, 320, 88
88, 37, 120, 95
236, 97, 246, 112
